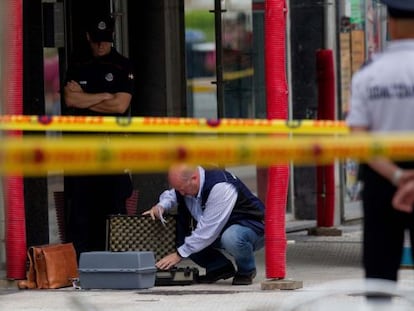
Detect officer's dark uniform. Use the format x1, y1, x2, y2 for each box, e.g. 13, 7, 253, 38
63, 17, 135, 257
347, 0, 414, 281
64, 47, 135, 116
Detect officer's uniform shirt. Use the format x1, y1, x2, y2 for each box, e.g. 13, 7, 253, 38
346, 40, 414, 132
65, 47, 135, 117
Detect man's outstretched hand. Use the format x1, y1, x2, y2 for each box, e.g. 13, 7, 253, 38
142, 204, 165, 220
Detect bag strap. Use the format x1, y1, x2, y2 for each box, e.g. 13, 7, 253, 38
17, 248, 37, 289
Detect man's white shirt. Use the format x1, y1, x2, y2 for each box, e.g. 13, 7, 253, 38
158, 166, 238, 257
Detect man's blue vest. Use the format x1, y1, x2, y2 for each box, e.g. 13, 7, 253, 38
177, 169, 265, 234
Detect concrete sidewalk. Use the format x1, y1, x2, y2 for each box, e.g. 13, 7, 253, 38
1, 222, 414, 310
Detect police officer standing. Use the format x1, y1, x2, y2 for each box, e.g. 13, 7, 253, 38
346, 0, 414, 282
63, 14, 135, 257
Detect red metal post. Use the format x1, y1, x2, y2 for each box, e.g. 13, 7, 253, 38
316, 49, 335, 227
264, 0, 289, 279
3, 0, 26, 279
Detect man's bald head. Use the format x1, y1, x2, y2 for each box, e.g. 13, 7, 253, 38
168, 164, 200, 196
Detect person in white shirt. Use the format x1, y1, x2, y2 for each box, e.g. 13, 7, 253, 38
143, 164, 265, 285
346, 0, 414, 282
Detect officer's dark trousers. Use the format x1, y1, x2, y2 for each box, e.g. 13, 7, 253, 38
175, 204, 234, 273
362, 164, 414, 281
64, 174, 132, 258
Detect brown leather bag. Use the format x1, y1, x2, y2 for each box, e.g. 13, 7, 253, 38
17, 243, 79, 289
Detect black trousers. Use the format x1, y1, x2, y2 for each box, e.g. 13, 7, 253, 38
362, 163, 414, 281
64, 174, 132, 258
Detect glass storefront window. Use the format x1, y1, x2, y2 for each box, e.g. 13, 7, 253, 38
221, 7, 254, 118
184, 1, 217, 118
184, 0, 263, 120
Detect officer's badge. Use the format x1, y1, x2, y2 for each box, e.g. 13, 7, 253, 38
98, 21, 107, 30
128, 73, 134, 80
105, 73, 114, 82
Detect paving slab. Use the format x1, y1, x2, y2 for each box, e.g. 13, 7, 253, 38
1, 222, 414, 310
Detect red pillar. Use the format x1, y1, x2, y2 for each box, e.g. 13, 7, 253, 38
3, 0, 27, 279
264, 0, 289, 279
316, 49, 335, 227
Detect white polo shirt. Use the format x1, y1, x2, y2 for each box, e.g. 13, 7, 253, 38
346, 40, 414, 132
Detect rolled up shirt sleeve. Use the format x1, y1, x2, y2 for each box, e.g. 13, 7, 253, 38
158, 189, 178, 211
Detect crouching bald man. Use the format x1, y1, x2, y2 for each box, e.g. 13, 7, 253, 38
143, 164, 265, 285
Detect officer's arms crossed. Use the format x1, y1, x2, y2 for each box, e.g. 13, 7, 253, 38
64, 80, 114, 109
89, 92, 132, 114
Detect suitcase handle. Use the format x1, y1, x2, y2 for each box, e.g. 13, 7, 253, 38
79, 267, 156, 273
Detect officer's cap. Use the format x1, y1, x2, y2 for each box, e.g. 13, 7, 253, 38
86, 15, 114, 43
381, 0, 414, 12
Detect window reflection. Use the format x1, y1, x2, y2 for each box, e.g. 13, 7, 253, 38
185, 4, 217, 118
184, 1, 256, 119
222, 11, 253, 118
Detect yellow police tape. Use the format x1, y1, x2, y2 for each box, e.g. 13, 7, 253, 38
188, 69, 255, 93
223, 68, 254, 81
1, 133, 414, 176
0, 115, 349, 135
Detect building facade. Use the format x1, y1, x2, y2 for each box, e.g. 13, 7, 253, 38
0, 0, 388, 279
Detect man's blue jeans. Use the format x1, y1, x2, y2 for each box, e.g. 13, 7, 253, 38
218, 224, 264, 275
176, 206, 264, 275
